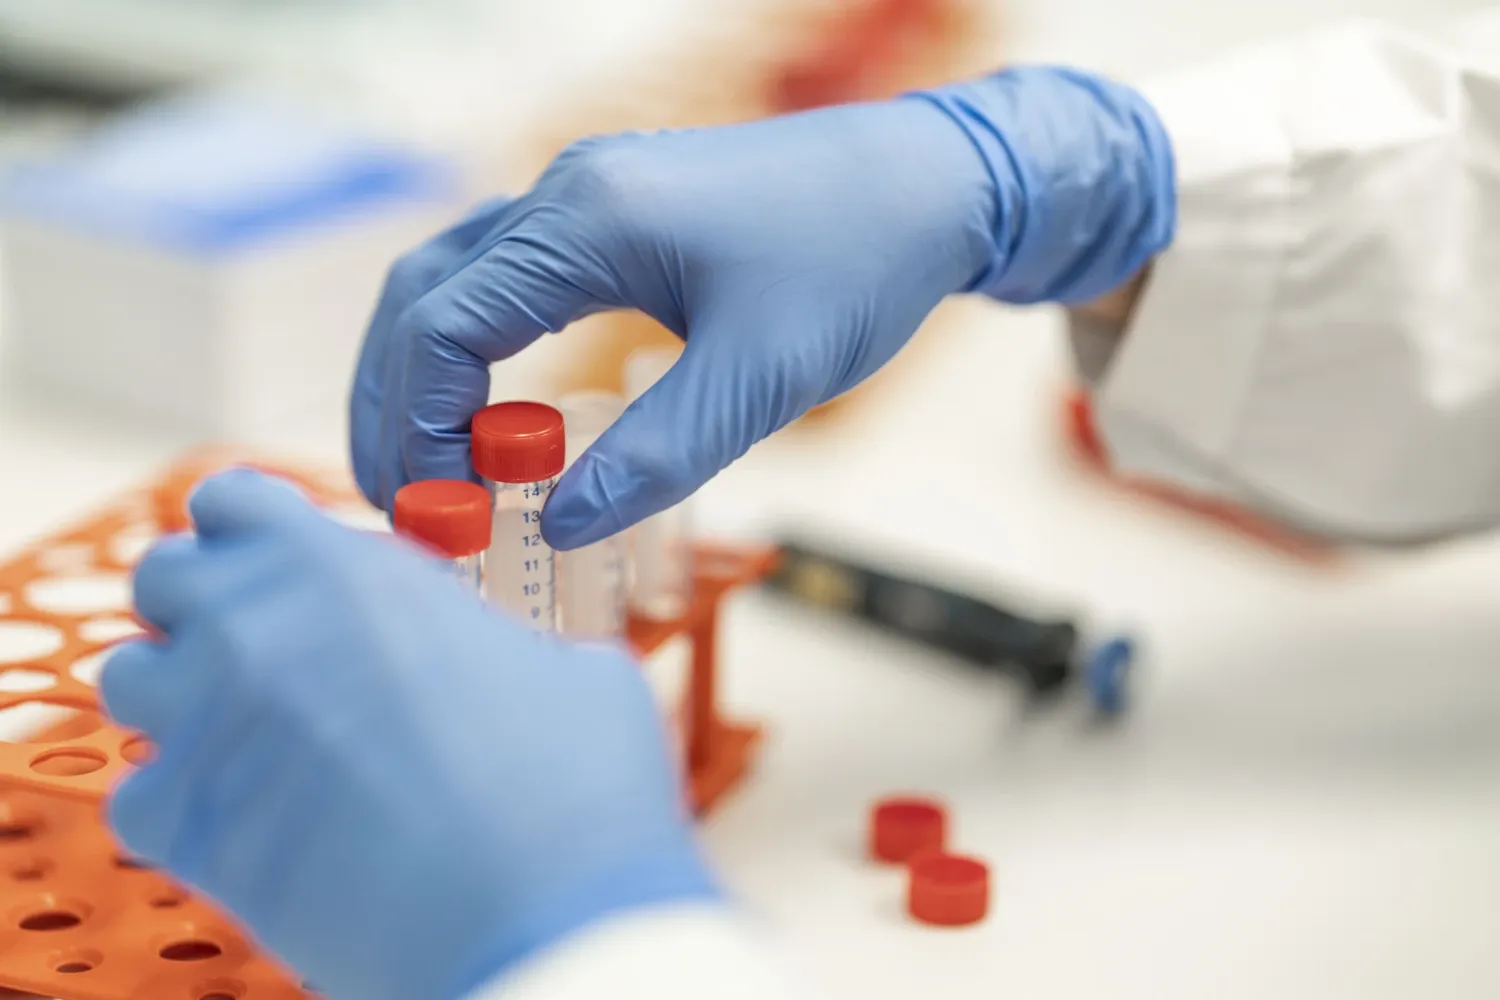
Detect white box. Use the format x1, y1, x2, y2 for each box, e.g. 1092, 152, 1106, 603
0, 92, 464, 442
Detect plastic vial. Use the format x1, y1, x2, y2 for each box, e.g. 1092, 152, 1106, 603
472, 401, 565, 631
556, 391, 629, 640
624, 347, 691, 621
391, 479, 491, 590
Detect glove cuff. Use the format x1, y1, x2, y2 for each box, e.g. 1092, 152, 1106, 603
912, 66, 1177, 305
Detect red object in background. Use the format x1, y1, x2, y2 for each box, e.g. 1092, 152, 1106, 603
1065, 390, 1336, 562
870, 796, 947, 863
907, 851, 989, 927
769, 0, 951, 111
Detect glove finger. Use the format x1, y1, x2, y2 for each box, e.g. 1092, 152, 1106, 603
189, 468, 316, 540
391, 283, 492, 490
107, 761, 182, 871
376, 327, 417, 512
100, 639, 182, 739
393, 238, 609, 489
131, 534, 201, 634
543, 323, 823, 548
351, 196, 514, 506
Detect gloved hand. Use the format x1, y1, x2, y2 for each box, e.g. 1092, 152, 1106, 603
101, 469, 712, 1000
350, 67, 1174, 548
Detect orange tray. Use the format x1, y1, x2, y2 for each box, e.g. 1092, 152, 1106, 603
0, 449, 774, 1000
0, 791, 303, 1000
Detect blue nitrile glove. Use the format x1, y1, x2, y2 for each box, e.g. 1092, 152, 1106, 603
350, 67, 1175, 548
101, 469, 712, 1000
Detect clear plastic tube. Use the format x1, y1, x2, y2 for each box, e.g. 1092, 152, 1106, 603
624, 347, 691, 621
485, 477, 557, 630
453, 553, 482, 592
556, 391, 628, 640
471, 402, 565, 633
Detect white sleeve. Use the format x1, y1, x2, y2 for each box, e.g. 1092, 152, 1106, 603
1074, 15, 1500, 543
466, 903, 816, 1000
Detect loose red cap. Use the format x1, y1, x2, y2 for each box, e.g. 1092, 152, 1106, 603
869, 795, 946, 864
471, 402, 565, 484
907, 852, 989, 927
393, 480, 492, 558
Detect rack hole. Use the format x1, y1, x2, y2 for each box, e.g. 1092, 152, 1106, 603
51, 949, 101, 975
19, 910, 81, 931
110, 526, 158, 566
0, 670, 57, 694
25, 574, 131, 616
160, 940, 222, 962
121, 737, 155, 765
78, 618, 144, 644
0, 623, 63, 665
10, 859, 50, 881
114, 853, 153, 871
0, 801, 42, 840
30, 748, 107, 777
149, 893, 184, 909
71, 652, 107, 687
194, 978, 245, 1000
37, 545, 94, 574
0, 704, 102, 744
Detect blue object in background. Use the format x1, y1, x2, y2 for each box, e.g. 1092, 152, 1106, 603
0, 91, 457, 256
1086, 636, 1135, 716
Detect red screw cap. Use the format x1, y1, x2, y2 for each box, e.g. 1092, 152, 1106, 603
869, 795, 946, 864
471, 402, 565, 484
393, 480, 492, 558
908, 852, 989, 927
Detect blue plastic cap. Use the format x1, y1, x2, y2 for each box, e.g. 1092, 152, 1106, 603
1085, 635, 1135, 715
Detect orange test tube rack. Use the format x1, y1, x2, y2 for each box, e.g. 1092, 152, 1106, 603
0, 449, 774, 1000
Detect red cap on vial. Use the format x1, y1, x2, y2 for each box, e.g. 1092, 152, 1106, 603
471, 402, 566, 484
907, 852, 989, 927
393, 480, 492, 558
869, 796, 947, 864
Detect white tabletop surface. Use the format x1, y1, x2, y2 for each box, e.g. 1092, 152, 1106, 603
698, 301, 1500, 1000
4, 1, 1500, 998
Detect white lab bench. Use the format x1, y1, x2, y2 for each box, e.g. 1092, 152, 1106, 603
695, 301, 1500, 1000
2, 299, 1499, 1000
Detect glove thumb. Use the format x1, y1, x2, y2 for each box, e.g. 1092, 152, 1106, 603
189, 468, 316, 539
542, 316, 825, 549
